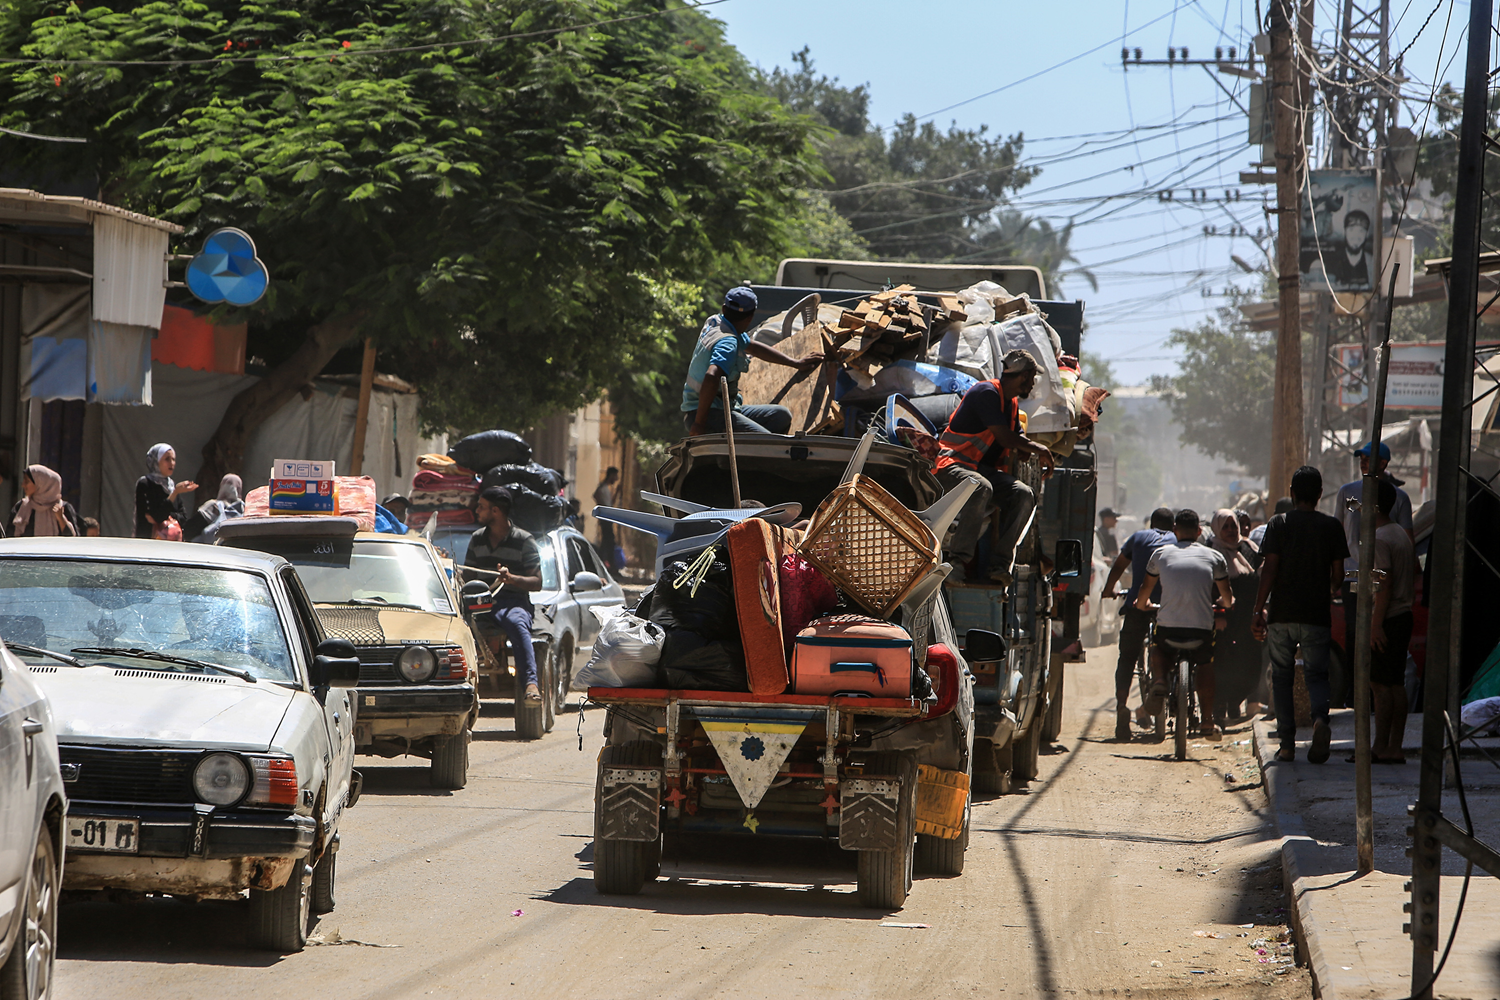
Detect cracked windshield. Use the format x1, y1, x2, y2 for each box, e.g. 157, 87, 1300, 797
0, 559, 294, 681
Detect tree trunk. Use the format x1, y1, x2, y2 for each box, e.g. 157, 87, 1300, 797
195, 312, 363, 499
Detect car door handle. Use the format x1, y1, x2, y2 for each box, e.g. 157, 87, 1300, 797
22, 718, 44, 737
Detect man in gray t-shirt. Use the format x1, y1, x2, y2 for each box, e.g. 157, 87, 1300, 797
1134, 509, 1233, 739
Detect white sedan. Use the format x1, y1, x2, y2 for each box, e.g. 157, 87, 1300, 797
0, 539, 360, 953
0, 638, 66, 999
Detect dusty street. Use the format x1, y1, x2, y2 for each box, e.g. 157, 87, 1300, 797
54, 651, 1312, 999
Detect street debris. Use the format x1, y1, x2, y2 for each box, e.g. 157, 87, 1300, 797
306, 929, 400, 948
880, 922, 931, 929
1193, 930, 1226, 939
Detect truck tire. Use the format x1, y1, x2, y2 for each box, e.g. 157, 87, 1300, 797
1041, 661, 1065, 743
855, 751, 917, 909
1174, 660, 1191, 761
248, 860, 312, 952
310, 847, 336, 914
915, 803, 969, 876
970, 738, 1001, 794
593, 742, 662, 896
0, 825, 58, 1000
1012, 693, 1045, 784
430, 728, 470, 789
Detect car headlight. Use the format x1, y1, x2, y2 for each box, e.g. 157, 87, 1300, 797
395, 646, 438, 682
194, 752, 250, 806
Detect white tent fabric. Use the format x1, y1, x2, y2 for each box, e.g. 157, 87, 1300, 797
99, 362, 444, 536
90, 216, 169, 405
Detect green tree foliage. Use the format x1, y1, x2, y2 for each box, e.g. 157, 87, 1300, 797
0, 0, 821, 476
1148, 307, 1275, 476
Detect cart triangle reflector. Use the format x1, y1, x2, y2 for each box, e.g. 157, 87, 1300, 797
699, 718, 805, 812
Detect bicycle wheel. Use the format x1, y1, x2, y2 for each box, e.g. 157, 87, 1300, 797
1174, 659, 1190, 761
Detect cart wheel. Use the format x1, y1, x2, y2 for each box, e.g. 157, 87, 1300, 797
593, 742, 662, 896
1174, 660, 1191, 761
515, 643, 550, 739
856, 751, 917, 909
915, 801, 969, 876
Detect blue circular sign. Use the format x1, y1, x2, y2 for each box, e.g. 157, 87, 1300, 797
186, 227, 268, 306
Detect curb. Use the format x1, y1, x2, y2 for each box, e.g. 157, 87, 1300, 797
1251, 719, 1345, 1000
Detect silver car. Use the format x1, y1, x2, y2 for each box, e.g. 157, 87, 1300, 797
0, 638, 66, 1000
0, 539, 360, 953
434, 524, 624, 733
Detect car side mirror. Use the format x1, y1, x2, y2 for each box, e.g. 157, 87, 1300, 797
1054, 538, 1084, 578
571, 571, 603, 593
964, 629, 1006, 663
312, 637, 360, 689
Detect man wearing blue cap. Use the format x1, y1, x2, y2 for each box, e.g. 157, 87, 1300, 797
683, 286, 824, 436
1333, 441, 1412, 705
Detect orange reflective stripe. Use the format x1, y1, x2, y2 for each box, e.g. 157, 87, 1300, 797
936, 382, 1015, 471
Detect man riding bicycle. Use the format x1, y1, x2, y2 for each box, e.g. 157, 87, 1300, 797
1133, 508, 1234, 741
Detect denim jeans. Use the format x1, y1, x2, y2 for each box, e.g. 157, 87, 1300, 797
1265, 621, 1332, 749
935, 464, 1036, 572
682, 404, 793, 436
491, 595, 538, 687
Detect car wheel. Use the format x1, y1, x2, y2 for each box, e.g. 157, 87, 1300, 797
248, 860, 312, 952
0, 826, 58, 1000
593, 742, 663, 895
541, 644, 557, 734
430, 728, 470, 789
553, 638, 573, 717
310, 847, 337, 915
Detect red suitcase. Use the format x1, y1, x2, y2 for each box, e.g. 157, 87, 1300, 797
790, 615, 913, 697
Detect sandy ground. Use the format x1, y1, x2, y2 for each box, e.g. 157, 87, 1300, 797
54, 644, 1313, 999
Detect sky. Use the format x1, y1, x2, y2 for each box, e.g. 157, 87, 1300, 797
712, 0, 1469, 386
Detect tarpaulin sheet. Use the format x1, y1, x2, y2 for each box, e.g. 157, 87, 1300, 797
20, 285, 89, 401
98, 363, 444, 536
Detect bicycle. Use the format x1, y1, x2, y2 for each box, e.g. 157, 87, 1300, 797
1136, 616, 1166, 742
1157, 633, 1207, 761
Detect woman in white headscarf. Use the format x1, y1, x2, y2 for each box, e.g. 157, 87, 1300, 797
134, 443, 198, 539
184, 474, 245, 544
1209, 508, 1262, 725
7, 465, 82, 537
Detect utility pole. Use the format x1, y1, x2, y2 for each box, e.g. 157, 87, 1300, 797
1267, 0, 1312, 500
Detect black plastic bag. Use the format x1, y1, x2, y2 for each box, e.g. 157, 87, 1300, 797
654, 556, 736, 640
502, 484, 566, 534
482, 462, 564, 497
449, 429, 531, 472
657, 634, 748, 692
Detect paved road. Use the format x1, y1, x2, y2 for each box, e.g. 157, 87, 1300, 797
55, 652, 1313, 999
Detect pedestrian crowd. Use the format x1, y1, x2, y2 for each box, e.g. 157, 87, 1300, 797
1102, 445, 1417, 763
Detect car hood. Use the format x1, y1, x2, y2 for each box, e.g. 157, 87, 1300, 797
33, 665, 296, 750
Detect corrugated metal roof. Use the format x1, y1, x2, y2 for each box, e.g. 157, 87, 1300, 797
0, 187, 183, 234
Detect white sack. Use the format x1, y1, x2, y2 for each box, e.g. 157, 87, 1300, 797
572, 606, 665, 690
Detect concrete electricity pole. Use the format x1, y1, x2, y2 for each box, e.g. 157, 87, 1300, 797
1267, 0, 1312, 500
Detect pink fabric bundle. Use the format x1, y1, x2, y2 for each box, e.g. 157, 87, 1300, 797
412, 470, 479, 493
778, 552, 838, 649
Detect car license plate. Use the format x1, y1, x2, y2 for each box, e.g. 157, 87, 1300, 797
66, 817, 139, 854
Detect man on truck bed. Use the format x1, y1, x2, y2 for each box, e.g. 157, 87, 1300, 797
683, 286, 823, 436
465, 486, 545, 704
935, 349, 1055, 585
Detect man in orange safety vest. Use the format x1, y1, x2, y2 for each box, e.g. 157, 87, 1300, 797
935, 348, 1055, 585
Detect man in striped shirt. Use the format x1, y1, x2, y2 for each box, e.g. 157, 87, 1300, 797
466, 486, 544, 703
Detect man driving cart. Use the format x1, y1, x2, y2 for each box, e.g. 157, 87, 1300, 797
464, 486, 545, 704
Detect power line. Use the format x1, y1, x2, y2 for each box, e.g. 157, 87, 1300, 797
906, 1, 1201, 125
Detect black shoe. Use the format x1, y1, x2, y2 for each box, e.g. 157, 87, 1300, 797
1115, 710, 1132, 742
1308, 718, 1331, 764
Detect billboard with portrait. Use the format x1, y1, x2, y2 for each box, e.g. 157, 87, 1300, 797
1301, 168, 1378, 293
